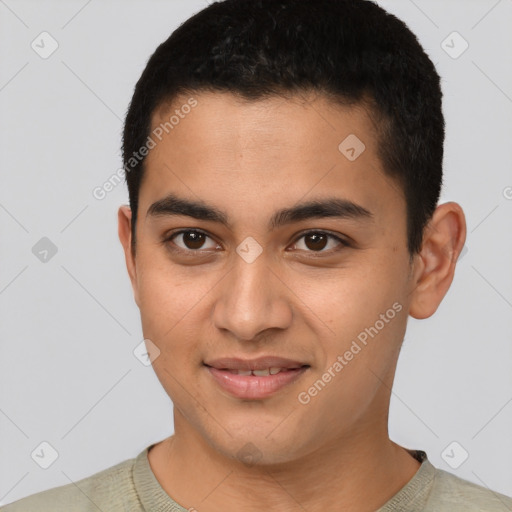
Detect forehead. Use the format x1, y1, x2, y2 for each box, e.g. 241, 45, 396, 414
139, 91, 403, 229
150, 91, 379, 159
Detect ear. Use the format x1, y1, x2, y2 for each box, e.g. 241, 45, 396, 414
408, 202, 467, 319
118, 205, 140, 307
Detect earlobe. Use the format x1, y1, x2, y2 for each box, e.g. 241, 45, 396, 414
408, 202, 467, 319
117, 205, 140, 307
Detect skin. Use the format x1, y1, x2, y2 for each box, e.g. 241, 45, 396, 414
118, 91, 466, 512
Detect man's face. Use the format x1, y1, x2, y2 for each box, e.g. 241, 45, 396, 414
121, 91, 418, 463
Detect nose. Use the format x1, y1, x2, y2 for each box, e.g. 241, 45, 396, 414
212, 251, 293, 342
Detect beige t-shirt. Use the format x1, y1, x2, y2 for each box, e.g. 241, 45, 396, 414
2, 446, 512, 511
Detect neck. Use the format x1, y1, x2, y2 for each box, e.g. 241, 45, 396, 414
148, 413, 420, 512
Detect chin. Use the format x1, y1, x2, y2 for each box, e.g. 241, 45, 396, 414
204, 427, 309, 467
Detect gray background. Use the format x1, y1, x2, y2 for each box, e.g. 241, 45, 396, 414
1, 0, 511, 506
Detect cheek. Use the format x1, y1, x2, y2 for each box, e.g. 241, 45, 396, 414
300, 263, 398, 325
137, 263, 206, 398
303, 262, 407, 371
136, 252, 207, 324
296, 307, 406, 436
134, 262, 202, 367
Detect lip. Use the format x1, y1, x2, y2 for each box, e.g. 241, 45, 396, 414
204, 357, 310, 399
204, 356, 308, 371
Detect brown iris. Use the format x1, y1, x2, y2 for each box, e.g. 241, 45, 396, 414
182, 231, 207, 249
303, 233, 328, 251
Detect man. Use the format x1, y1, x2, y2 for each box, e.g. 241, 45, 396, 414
4, 0, 511, 510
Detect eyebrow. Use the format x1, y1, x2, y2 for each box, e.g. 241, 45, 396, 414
146, 193, 374, 230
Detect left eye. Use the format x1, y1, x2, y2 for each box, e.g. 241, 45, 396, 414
291, 231, 347, 253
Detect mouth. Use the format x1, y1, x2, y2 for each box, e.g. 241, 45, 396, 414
204, 357, 310, 399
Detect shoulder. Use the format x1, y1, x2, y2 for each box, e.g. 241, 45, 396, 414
1, 454, 140, 512
425, 467, 512, 511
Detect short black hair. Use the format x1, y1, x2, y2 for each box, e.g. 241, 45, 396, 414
122, 0, 444, 258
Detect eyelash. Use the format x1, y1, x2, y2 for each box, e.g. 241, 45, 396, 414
162, 229, 350, 256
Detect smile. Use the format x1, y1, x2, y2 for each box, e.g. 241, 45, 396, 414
204, 357, 310, 399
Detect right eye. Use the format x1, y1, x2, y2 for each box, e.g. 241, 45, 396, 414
163, 229, 221, 253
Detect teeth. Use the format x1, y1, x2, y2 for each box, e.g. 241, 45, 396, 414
224, 367, 299, 375
224, 366, 301, 377
252, 368, 271, 376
